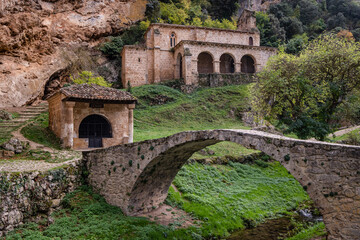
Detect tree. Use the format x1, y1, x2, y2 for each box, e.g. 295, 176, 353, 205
256, 12, 286, 47
285, 33, 308, 54
252, 34, 360, 140
71, 71, 112, 87
298, 0, 320, 25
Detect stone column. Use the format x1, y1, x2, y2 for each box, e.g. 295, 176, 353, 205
63, 101, 75, 149
213, 60, 220, 73
255, 63, 261, 73
184, 54, 193, 85
235, 62, 241, 73
128, 104, 136, 143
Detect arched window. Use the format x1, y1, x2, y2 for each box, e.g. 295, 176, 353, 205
197, 52, 214, 74
170, 33, 176, 48
220, 54, 235, 73
79, 114, 112, 148
241, 55, 255, 74
249, 37, 253, 46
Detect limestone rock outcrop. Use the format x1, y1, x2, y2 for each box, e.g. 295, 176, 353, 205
0, 0, 146, 107
237, 0, 281, 12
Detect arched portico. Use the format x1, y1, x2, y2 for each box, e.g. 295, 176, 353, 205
220, 53, 235, 73
241, 55, 256, 73
197, 52, 214, 74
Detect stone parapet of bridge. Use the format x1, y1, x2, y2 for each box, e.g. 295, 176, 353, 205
83, 129, 360, 240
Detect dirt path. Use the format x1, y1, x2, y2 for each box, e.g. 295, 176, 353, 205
331, 125, 360, 138
12, 123, 55, 153
0, 158, 81, 172
134, 204, 197, 228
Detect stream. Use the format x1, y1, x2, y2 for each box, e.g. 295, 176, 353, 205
227, 209, 323, 240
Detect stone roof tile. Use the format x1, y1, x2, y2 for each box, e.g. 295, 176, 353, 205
60, 84, 136, 102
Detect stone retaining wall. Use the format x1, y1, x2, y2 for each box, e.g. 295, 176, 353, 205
198, 73, 256, 87
0, 160, 83, 236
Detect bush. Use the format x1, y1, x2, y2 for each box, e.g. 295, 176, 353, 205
71, 71, 111, 87
99, 37, 124, 58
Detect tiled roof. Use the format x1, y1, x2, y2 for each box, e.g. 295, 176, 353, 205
60, 84, 136, 102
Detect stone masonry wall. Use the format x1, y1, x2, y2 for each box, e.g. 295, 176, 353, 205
146, 24, 261, 50
84, 129, 360, 240
121, 46, 148, 88
198, 73, 257, 87
0, 159, 83, 236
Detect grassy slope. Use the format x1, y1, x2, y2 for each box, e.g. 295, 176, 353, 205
5, 187, 200, 240
133, 84, 255, 157
133, 84, 251, 141
167, 162, 309, 237
21, 113, 62, 149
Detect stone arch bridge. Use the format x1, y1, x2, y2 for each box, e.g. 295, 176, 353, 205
83, 129, 360, 240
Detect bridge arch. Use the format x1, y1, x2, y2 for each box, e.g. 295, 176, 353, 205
84, 129, 360, 240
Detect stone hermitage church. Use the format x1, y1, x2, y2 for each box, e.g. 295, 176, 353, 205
47, 84, 137, 149
121, 10, 277, 87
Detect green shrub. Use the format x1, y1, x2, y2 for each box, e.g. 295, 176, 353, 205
71, 71, 111, 87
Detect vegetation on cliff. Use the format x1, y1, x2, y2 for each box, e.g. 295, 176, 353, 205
143, 0, 360, 47
258, 0, 360, 50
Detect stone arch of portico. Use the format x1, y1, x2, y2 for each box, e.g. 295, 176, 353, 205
197, 51, 214, 74
220, 53, 236, 73
241, 54, 256, 73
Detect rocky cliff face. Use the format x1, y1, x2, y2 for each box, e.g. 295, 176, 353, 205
237, 0, 280, 13
0, 0, 146, 107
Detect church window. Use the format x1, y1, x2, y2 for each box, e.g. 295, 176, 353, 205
170, 33, 176, 47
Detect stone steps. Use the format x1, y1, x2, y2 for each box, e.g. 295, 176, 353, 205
21, 110, 46, 114
0, 102, 49, 138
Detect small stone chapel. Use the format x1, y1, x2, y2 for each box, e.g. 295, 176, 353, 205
47, 84, 137, 149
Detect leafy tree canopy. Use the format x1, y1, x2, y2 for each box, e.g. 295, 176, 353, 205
252, 35, 360, 140
260, 0, 360, 51
144, 0, 237, 30
71, 71, 112, 88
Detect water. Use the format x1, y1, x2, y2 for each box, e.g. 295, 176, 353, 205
227, 216, 296, 240
227, 210, 323, 240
